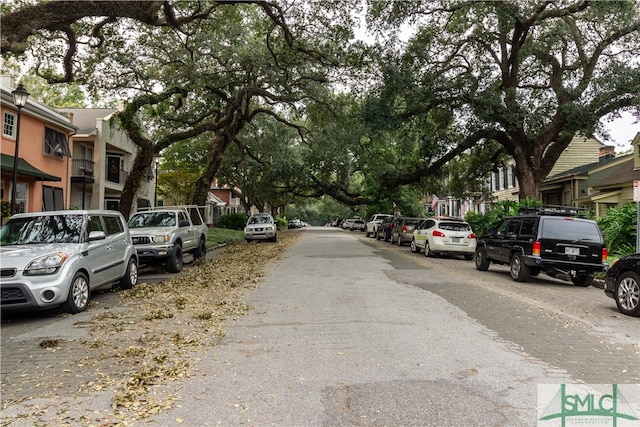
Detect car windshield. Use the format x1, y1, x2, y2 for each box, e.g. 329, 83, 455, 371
439, 222, 471, 231
128, 212, 176, 228
248, 216, 271, 225
0, 215, 83, 245
539, 218, 602, 241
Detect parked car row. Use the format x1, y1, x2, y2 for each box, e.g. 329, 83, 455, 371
371, 214, 476, 259
341, 218, 366, 232
363, 208, 639, 317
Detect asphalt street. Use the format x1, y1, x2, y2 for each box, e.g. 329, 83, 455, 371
2, 226, 639, 426
146, 227, 639, 426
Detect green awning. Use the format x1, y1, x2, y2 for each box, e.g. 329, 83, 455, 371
0, 153, 62, 181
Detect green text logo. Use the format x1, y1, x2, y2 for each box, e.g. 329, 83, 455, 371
539, 384, 639, 427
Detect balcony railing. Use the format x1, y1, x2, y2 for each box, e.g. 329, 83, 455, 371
71, 159, 95, 177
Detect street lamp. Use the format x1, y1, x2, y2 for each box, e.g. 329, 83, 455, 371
10, 83, 30, 216
154, 159, 159, 207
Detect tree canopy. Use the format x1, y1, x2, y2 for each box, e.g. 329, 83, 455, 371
2, 1, 639, 215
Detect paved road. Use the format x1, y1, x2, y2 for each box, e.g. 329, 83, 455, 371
2, 227, 639, 426
146, 227, 639, 426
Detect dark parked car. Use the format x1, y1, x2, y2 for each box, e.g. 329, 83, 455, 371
288, 219, 303, 229
390, 217, 423, 246
475, 207, 608, 285
376, 215, 398, 241
604, 253, 640, 317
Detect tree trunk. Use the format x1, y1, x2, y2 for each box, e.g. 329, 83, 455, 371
119, 140, 155, 220
192, 131, 237, 207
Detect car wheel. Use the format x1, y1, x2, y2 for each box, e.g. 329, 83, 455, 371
62, 272, 90, 314
119, 257, 138, 289
424, 241, 432, 257
166, 243, 183, 273
271, 234, 278, 242
571, 275, 593, 287
193, 238, 207, 259
614, 271, 640, 316
365, 230, 371, 237
475, 247, 490, 271
464, 254, 473, 261
510, 253, 530, 282
410, 239, 420, 253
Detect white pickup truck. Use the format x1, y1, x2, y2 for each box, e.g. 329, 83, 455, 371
127, 206, 208, 273
365, 213, 392, 237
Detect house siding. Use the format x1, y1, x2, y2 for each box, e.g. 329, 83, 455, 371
1, 78, 76, 217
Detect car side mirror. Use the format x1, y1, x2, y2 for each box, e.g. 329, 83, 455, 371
88, 230, 106, 241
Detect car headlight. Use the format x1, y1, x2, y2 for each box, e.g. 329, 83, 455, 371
24, 252, 68, 275
153, 234, 170, 243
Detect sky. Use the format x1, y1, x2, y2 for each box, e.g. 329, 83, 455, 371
599, 111, 639, 153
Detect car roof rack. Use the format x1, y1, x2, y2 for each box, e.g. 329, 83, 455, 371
517, 205, 588, 217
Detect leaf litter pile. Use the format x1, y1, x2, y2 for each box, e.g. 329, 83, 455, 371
1, 231, 300, 426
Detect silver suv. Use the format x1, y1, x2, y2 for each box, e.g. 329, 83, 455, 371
244, 213, 277, 242
0, 210, 138, 314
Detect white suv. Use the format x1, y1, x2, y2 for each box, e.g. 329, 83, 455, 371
365, 213, 392, 237
411, 217, 477, 260
0, 210, 138, 314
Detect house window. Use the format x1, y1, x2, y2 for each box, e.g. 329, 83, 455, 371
44, 127, 71, 158
42, 186, 64, 211
106, 155, 122, 183
503, 166, 509, 189
494, 171, 501, 191
105, 199, 119, 210
3, 111, 16, 138
10, 183, 27, 214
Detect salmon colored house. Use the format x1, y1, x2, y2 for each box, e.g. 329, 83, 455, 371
1, 77, 76, 221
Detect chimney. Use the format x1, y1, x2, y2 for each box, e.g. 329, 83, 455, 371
599, 145, 616, 162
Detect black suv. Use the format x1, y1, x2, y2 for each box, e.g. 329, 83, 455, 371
474, 207, 608, 286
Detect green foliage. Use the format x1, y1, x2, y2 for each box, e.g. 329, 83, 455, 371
215, 213, 248, 231
464, 200, 520, 237
275, 217, 288, 230
598, 203, 638, 256
1, 199, 10, 222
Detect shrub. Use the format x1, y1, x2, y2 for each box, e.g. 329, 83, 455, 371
275, 216, 287, 230
216, 213, 248, 230
465, 200, 521, 236
598, 203, 637, 256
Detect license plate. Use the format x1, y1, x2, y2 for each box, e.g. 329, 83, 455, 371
452, 237, 461, 243
565, 247, 580, 255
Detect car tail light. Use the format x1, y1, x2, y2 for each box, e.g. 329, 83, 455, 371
602, 247, 608, 262
532, 241, 541, 257
468, 233, 476, 239
433, 230, 445, 237
402, 226, 407, 232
